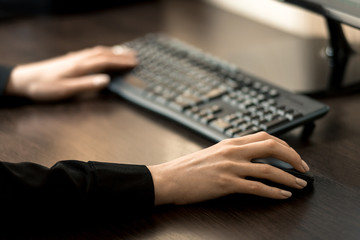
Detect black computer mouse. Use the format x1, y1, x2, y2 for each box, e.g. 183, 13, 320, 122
249, 158, 314, 194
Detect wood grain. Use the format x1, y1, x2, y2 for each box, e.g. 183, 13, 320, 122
0, 0, 359, 239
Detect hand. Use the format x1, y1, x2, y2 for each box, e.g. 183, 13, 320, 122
148, 132, 310, 205
5, 45, 137, 101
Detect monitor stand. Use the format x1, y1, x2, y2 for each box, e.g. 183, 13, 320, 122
310, 17, 360, 97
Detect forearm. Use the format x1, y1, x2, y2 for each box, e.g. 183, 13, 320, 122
0, 160, 155, 218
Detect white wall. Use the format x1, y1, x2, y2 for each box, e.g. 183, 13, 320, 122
205, 0, 327, 38
205, 0, 360, 44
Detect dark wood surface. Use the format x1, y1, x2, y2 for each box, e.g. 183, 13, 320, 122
0, 0, 359, 239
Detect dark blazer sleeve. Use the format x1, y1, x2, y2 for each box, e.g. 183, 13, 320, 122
0, 160, 155, 222
0, 65, 13, 96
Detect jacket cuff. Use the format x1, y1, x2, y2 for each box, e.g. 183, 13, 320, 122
89, 162, 155, 214
0, 65, 14, 96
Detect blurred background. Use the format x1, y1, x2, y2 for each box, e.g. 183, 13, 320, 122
206, 0, 360, 49
1, 0, 360, 93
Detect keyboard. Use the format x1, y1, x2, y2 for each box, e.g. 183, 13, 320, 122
109, 34, 329, 141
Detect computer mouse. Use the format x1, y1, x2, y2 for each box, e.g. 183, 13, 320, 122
249, 158, 314, 194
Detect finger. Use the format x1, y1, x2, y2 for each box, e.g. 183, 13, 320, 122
231, 131, 289, 147
112, 45, 135, 56
59, 74, 110, 96
239, 139, 307, 173
237, 179, 293, 199
29, 74, 110, 101
81, 45, 137, 62
66, 45, 135, 60
91, 45, 136, 57
75, 54, 138, 76
234, 162, 307, 189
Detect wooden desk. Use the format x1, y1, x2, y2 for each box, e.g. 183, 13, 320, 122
0, 0, 359, 239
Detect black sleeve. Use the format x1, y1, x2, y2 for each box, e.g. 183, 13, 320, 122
0, 65, 13, 96
0, 160, 155, 224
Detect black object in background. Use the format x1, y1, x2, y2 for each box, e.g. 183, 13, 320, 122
0, 0, 148, 18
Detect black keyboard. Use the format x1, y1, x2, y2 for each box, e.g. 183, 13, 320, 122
109, 34, 329, 141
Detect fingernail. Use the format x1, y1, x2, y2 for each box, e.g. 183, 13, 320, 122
302, 160, 310, 172
93, 75, 110, 86
295, 178, 308, 188
281, 190, 292, 198
112, 45, 132, 55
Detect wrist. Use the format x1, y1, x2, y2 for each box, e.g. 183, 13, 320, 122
148, 163, 175, 206
5, 65, 28, 97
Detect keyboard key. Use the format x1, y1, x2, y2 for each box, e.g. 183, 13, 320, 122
260, 117, 289, 131
285, 111, 303, 121
185, 106, 200, 116
204, 87, 227, 100
155, 95, 168, 105
239, 122, 255, 131
253, 82, 262, 90
232, 118, 246, 127
269, 89, 279, 97
224, 114, 238, 122
277, 106, 287, 116
210, 119, 233, 133
260, 85, 270, 94
243, 77, 252, 86
239, 100, 254, 109
225, 127, 243, 137
176, 94, 202, 106
169, 100, 191, 111
200, 114, 217, 124
256, 94, 266, 103
210, 105, 222, 114
233, 127, 260, 138
193, 109, 209, 120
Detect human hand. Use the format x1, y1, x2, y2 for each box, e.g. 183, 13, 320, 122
5, 45, 137, 101
148, 132, 310, 205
